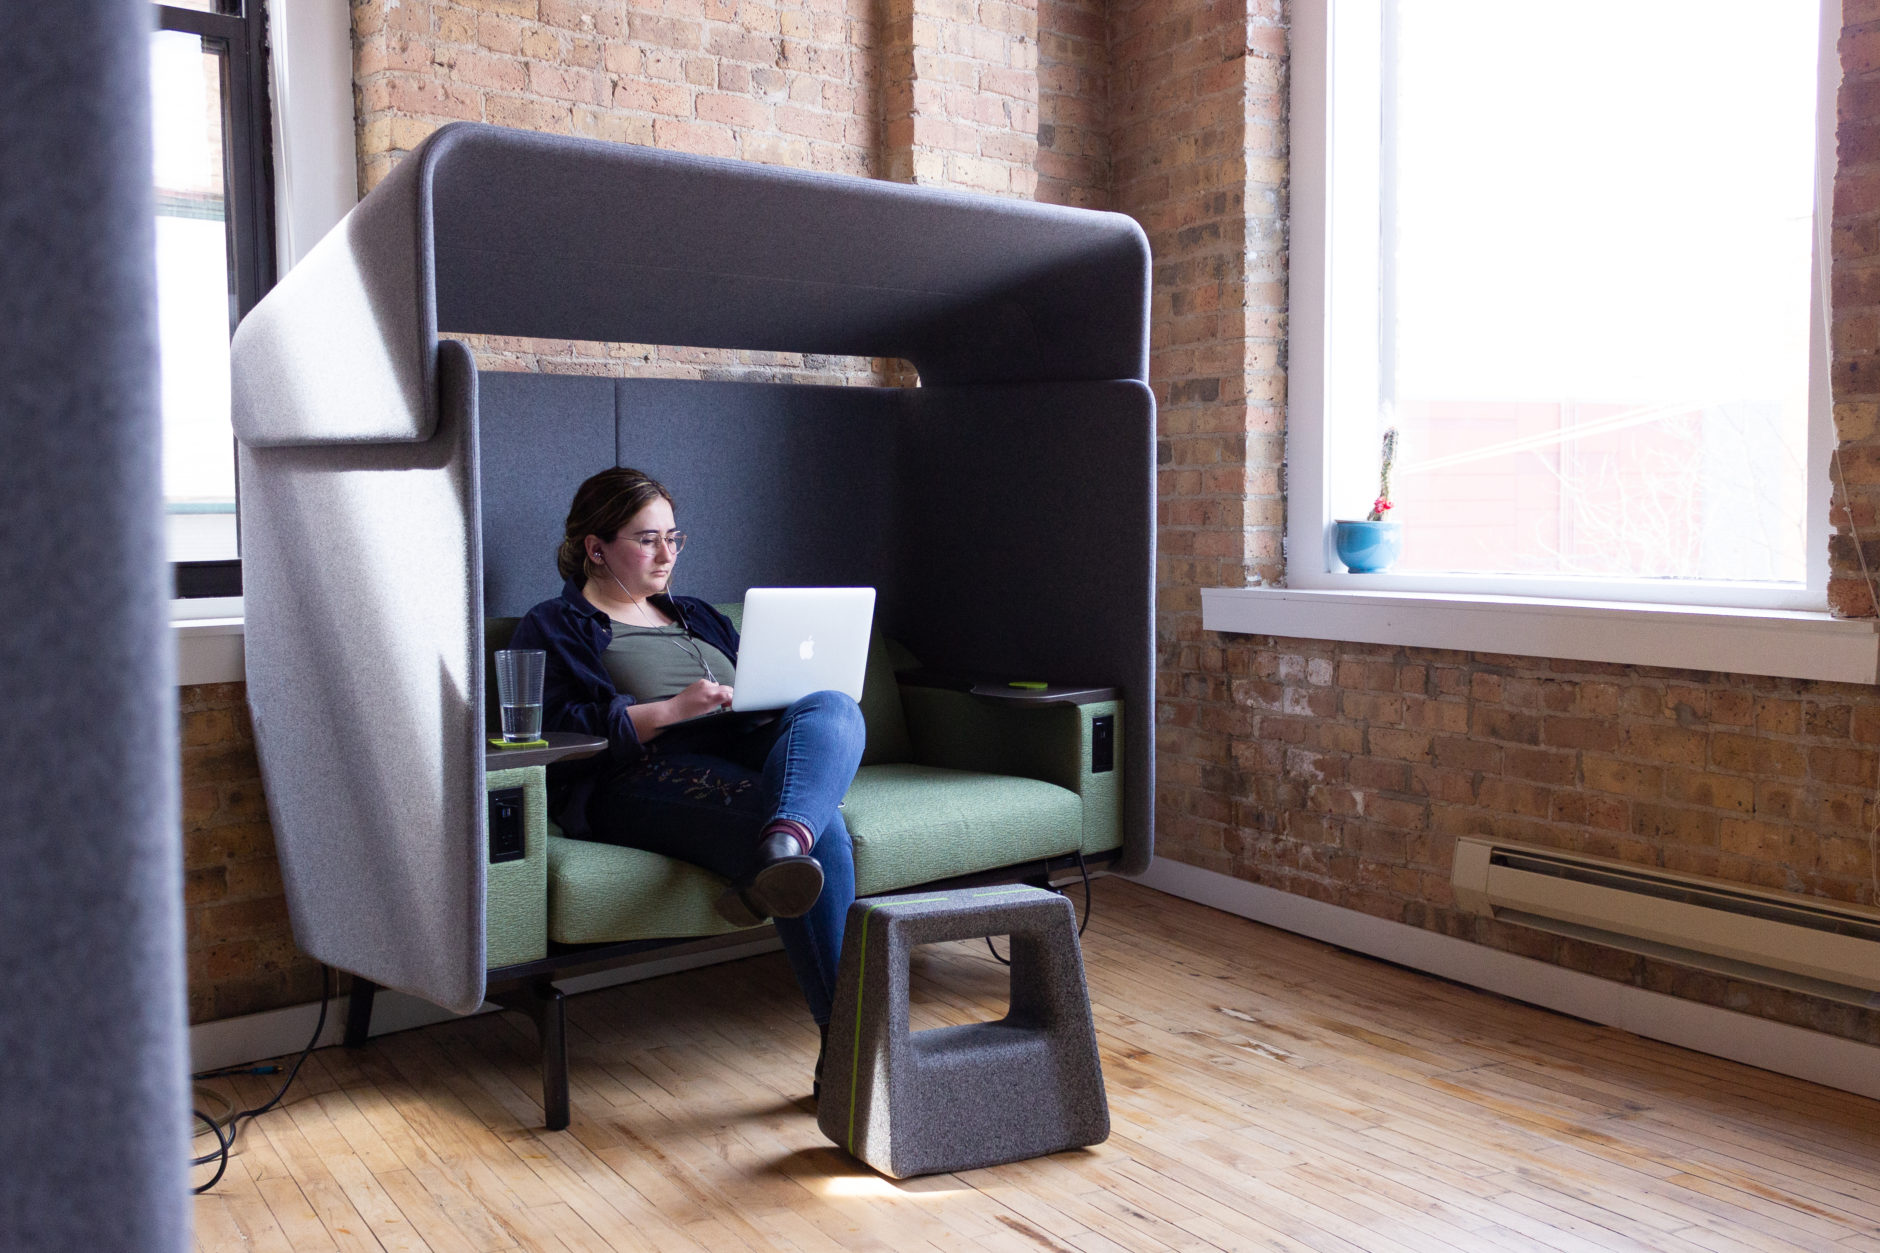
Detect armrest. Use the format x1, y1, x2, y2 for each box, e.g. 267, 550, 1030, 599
483, 731, 607, 773
485, 764, 549, 968
897, 668, 1118, 705
898, 686, 1124, 857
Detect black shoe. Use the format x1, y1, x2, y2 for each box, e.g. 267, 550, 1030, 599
713, 831, 824, 926
814, 1022, 829, 1103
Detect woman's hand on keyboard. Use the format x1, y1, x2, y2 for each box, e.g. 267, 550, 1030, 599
667, 678, 735, 722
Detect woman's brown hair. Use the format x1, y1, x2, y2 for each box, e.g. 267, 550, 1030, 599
556, 467, 675, 584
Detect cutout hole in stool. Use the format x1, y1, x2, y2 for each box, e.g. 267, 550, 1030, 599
907, 940, 1011, 1029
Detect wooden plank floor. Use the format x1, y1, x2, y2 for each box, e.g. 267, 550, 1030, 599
192, 878, 1880, 1252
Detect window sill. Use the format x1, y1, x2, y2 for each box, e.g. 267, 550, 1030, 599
1200, 587, 1880, 685
178, 591, 1880, 688
174, 602, 244, 686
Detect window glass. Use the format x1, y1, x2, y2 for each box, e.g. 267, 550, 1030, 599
151, 28, 237, 564
1380, 0, 1817, 584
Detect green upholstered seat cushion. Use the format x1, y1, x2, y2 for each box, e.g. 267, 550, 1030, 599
544, 764, 1083, 942
841, 764, 1083, 897
547, 835, 754, 944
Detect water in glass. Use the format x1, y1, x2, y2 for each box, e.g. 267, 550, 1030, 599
501, 703, 543, 742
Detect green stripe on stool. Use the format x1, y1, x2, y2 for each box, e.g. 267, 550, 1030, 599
848, 896, 946, 1154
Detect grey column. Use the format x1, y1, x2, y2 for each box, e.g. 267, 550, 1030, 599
0, 0, 191, 1248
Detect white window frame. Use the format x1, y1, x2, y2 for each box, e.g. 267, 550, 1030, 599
1283, 0, 1839, 613
173, 0, 355, 684
1206, 0, 1880, 685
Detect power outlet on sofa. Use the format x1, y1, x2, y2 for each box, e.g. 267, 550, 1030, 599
1091, 715, 1114, 774
489, 788, 526, 863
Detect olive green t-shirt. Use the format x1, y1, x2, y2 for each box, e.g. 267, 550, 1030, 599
603, 622, 737, 705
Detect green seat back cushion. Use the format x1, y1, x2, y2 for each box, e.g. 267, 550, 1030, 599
840, 764, 1083, 897
715, 602, 911, 766
547, 835, 753, 944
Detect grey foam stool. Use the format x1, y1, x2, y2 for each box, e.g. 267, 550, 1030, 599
818, 886, 1109, 1178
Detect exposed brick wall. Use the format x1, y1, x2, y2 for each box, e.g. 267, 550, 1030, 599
1035, 0, 1107, 208
180, 684, 322, 1023
1834, 0, 1880, 617
1113, 0, 1287, 589
352, 0, 879, 192
454, 334, 890, 385
879, 0, 1038, 197
1213, 641, 1880, 1044
1112, 0, 1287, 880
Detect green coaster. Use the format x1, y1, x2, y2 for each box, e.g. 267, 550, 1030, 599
489, 736, 549, 749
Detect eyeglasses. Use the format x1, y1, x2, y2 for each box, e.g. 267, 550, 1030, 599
627, 530, 686, 555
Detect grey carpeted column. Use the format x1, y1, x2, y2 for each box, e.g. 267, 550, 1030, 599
0, 0, 191, 1248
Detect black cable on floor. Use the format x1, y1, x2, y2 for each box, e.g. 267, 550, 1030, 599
1074, 849, 1092, 937
986, 851, 1093, 966
193, 1062, 282, 1080
191, 1108, 232, 1193
191, 965, 332, 1194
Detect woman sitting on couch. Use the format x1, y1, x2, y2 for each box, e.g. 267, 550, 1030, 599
508, 467, 861, 1090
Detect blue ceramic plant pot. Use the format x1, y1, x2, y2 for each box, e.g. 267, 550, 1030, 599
1334, 519, 1402, 573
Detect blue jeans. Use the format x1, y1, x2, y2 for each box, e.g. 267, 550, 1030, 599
585, 690, 864, 1025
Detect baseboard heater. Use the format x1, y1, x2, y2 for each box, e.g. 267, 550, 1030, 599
1451, 838, 1880, 1009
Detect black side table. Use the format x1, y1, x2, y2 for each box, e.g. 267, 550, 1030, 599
484, 730, 608, 772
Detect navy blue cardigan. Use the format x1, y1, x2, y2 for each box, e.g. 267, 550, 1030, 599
507, 579, 741, 836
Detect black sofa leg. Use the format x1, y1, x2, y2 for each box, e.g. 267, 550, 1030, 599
491, 978, 570, 1131
344, 977, 378, 1048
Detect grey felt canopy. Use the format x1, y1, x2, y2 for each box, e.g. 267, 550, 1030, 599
233, 123, 1155, 1015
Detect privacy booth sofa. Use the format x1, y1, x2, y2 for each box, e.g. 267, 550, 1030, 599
230, 123, 1155, 1128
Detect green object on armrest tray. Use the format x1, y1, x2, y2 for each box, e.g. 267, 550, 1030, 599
489, 736, 549, 749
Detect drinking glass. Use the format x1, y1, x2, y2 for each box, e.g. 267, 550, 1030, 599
495, 649, 546, 742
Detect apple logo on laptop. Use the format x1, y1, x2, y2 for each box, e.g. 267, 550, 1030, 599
799, 636, 815, 661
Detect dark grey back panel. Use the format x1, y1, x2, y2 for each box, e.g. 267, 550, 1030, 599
0, 1, 190, 1247
478, 371, 618, 616
896, 382, 1156, 872
478, 376, 908, 615
617, 380, 906, 605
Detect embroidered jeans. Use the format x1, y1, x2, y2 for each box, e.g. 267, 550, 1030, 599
585, 690, 864, 1025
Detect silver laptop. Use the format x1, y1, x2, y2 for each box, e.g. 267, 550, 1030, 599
731, 587, 876, 712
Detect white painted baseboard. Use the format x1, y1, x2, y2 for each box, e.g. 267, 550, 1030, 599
1130, 858, 1880, 1102
188, 933, 784, 1074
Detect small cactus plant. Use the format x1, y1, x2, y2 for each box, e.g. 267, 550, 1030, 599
1366, 427, 1398, 522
